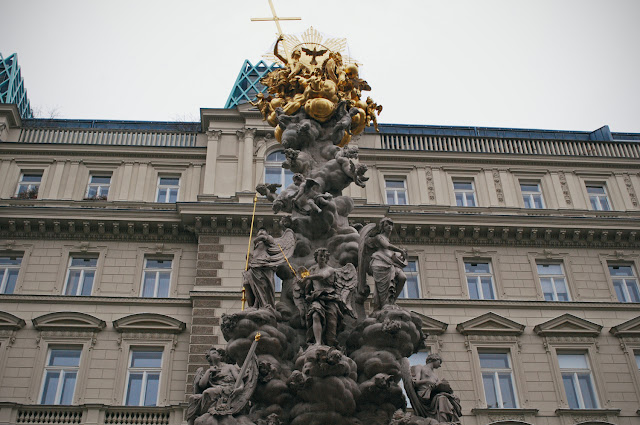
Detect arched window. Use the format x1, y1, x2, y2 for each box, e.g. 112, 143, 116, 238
265, 150, 294, 193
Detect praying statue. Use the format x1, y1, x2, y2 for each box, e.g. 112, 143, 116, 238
358, 217, 408, 310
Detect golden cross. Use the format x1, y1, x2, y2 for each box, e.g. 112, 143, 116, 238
251, 0, 301, 36
251, 0, 301, 59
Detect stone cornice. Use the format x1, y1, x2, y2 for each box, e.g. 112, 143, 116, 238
1, 202, 638, 247
187, 290, 640, 312
0, 294, 192, 306
359, 147, 640, 169
0, 142, 206, 160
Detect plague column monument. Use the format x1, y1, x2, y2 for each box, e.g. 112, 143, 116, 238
188, 25, 462, 425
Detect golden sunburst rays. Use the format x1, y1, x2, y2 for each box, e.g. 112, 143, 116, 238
263, 26, 360, 69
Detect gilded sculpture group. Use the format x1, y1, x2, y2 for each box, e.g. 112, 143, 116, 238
251, 35, 383, 145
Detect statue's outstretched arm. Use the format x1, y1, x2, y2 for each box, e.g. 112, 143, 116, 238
274, 35, 288, 65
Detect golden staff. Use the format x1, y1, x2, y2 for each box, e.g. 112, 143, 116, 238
278, 243, 309, 279
277, 243, 297, 278
242, 193, 259, 311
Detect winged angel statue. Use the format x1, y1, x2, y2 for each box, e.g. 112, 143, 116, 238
243, 227, 296, 309
293, 248, 357, 346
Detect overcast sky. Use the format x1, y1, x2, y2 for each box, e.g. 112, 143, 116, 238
2, 0, 639, 133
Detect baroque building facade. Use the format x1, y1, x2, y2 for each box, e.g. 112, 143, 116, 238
0, 102, 639, 425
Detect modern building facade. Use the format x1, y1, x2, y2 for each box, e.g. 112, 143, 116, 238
0, 102, 639, 425
0, 54, 33, 120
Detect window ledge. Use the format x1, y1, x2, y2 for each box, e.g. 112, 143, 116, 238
555, 408, 621, 416
471, 408, 539, 415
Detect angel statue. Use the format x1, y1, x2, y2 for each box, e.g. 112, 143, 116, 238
186, 346, 258, 425
402, 353, 462, 424
294, 248, 357, 346
358, 218, 408, 310
243, 228, 296, 309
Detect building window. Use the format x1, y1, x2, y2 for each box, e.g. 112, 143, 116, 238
558, 353, 599, 409
0, 255, 22, 294
85, 175, 111, 200
453, 180, 476, 207
125, 349, 163, 406
63, 256, 97, 296
537, 262, 571, 301
465, 261, 495, 300
520, 182, 545, 209
40, 348, 81, 405
16, 172, 42, 199
479, 351, 518, 408
635, 350, 640, 370
608, 264, 640, 303
385, 179, 408, 205
274, 275, 282, 292
398, 259, 420, 299
156, 177, 179, 203
586, 184, 611, 211
141, 258, 171, 298
265, 151, 294, 194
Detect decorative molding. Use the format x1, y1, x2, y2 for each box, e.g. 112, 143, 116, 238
0, 311, 26, 331
410, 311, 448, 335
533, 313, 602, 337
609, 315, 640, 338
206, 129, 222, 141
493, 169, 505, 203
456, 312, 525, 336
623, 173, 638, 206
558, 171, 573, 205
554, 408, 620, 424
425, 167, 436, 201
32, 311, 106, 332
113, 313, 186, 334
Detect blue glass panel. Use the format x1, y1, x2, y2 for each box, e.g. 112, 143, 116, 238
563, 375, 579, 408
70, 257, 97, 267
168, 188, 178, 203
407, 277, 419, 299
131, 351, 163, 368
613, 281, 626, 302
479, 353, 509, 369
481, 277, 494, 299
498, 373, 516, 408
0, 257, 22, 265
578, 374, 597, 408
60, 372, 76, 405
142, 273, 156, 297
90, 176, 111, 184
22, 174, 42, 182
468, 277, 479, 300
146, 259, 172, 269
65, 270, 81, 295
81, 271, 94, 296
4, 269, 19, 294
159, 177, 179, 186
41, 371, 60, 404
609, 266, 634, 277
50, 349, 81, 367
144, 374, 160, 406
87, 186, 98, 198
627, 281, 640, 302
157, 188, 167, 202
157, 273, 170, 297
482, 374, 498, 408
126, 373, 143, 406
